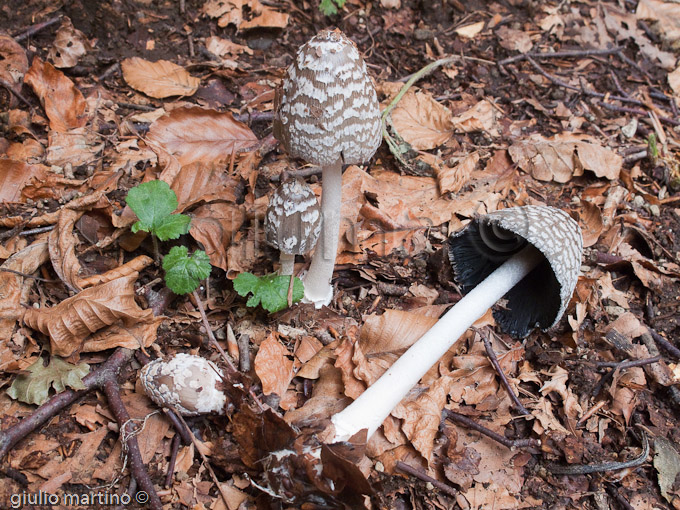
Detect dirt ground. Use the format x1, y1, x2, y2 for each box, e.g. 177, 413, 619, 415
1, 0, 680, 509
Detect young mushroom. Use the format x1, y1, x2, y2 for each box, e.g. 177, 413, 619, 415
265, 179, 322, 276
273, 28, 382, 307
330, 205, 583, 442
139, 353, 226, 416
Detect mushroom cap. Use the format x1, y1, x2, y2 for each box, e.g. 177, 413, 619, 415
139, 353, 226, 416
448, 205, 583, 337
265, 179, 322, 255
273, 29, 382, 167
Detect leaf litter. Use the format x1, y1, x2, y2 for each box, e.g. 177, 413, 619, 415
1, 1, 680, 509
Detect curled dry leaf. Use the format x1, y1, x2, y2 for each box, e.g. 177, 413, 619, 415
189, 203, 246, 271
147, 106, 259, 168
22, 273, 156, 357
495, 26, 533, 53
360, 309, 438, 356
509, 133, 622, 182
48, 17, 93, 68
169, 161, 243, 212
435, 152, 479, 195
0, 34, 28, 95
121, 57, 200, 99
46, 128, 104, 167
451, 99, 500, 136
254, 333, 294, 404
0, 159, 48, 203
669, 66, 680, 96
205, 36, 253, 58
239, 6, 289, 30
49, 208, 86, 292
389, 90, 453, 151
24, 58, 87, 132
577, 201, 604, 247
79, 255, 153, 289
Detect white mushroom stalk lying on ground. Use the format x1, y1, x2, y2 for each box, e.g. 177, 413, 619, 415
330, 205, 583, 442
273, 29, 382, 307
265, 179, 322, 276
139, 353, 226, 416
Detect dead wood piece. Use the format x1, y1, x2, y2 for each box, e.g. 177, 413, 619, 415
443, 410, 540, 450
13, 15, 62, 41
396, 461, 458, 497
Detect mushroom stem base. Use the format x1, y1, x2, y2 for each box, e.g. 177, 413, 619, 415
279, 253, 295, 276
302, 160, 343, 308
330, 245, 543, 442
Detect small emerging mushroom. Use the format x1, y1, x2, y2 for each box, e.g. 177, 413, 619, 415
139, 353, 226, 416
265, 179, 322, 275
330, 205, 583, 441
274, 28, 382, 307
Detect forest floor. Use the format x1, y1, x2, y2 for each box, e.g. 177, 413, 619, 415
1, 0, 680, 509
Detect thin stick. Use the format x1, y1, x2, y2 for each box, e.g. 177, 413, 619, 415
192, 289, 238, 373
13, 15, 62, 41
395, 461, 458, 497
0, 267, 57, 282
444, 410, 540, 449
647, 328, 680, 359
547, 430, 649, 475
595, 355, 662, 369
479, 329, 530, 416
165, 434, 181, 488
498, 46, 623, 66
0, 78, 34, 109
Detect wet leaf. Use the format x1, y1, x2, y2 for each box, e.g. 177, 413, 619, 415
121, 57, 200, 98
7, 356, 89, 405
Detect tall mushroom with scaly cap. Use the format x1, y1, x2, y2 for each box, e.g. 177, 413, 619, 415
330, 205, 583, 442
274, 29, 382, 308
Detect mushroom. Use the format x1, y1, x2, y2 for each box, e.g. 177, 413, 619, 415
330, 205, 583, 442
273, 28, 382, 307
265, 179, 322, 276
139, 353, 226, 416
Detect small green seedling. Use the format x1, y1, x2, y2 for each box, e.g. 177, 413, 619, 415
233, 272, 304, 313
162, 246, 212, 295
647, 133, 659, 163
319, 0, 346, 16
7, 356, 89, 406
126, 180, 191, 241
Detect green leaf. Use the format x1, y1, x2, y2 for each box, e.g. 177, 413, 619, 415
127, 180, 190, 240
7, 357, 90, 406
319, 0, 345, 16
163, 246, 212, 294
233, 272, 304, 313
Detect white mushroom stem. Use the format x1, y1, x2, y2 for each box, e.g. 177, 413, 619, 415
330, 245, 544, 442
279, 253, 295, 276
302, 160, 343, 308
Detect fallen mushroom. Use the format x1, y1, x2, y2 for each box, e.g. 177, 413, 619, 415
273, 29, 382, 307
330, 205, 583, 441
139, 353, 226, 416
265, 179, 322, 275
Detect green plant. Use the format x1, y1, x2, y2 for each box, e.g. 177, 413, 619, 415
647, 133, 658, 163
162, 246, 212, 295
7, 356, 90, 405
319, 0, 346, 16
126, 180, 191, 241
233, 272, 304, 313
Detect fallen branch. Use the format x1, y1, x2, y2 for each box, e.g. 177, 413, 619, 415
396, 461, 458, 497
497, 46, 623, 66
443, 410, 540, 449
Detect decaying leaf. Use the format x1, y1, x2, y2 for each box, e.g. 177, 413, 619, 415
121, 57, 200, 98
7, 356, 89, 405
22, 273, 155, 357
254, 333, 294, 403
389, 90, 453, 150
435, 152, 479, 195
205, 36, 253, 58
654, 437, 680, 503
636, 0, 680, 49
189, 202, 246, 271
496, 26, 533, 53
46, 128, 104, 167
239, 5, 289, 30
509, 133, 622, 182
147, 107, 259, 168
24, 58, 87, 132
0, 159, 48, 203
0, 34, 29, 95
450, 100, 500, 137
48, 17, 92, 68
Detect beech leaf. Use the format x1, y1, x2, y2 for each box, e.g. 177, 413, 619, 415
121, 57, 200, 98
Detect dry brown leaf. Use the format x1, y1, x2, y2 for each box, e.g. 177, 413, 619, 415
0, 159, 47, 203
169, 161, 243, 211
455, 21, 485, 38
239, 6, 289, 30
121, 57, 200, 98
254, 333, 294, 401
82, 317, 162, 353
202, 0, 239, 18
539, 366, 583, 427
147, 107, 259, 169
284, 364, 348, 427
190, 202, 246, 271
49, 208, 85, 292
6, 139, 45, 162
46, 128, 104, 167
22, 273, 155, 357
610, 366, 646, 424
636, 0, 680, 48
78, 255, 153, 289
435, 152, 479, 195
509, 133, 622, 182
380, 0, 401, 7
389, 90, 453, 150
450, 100, 500, 136
496, 26, 533, 53
669, 66, 680, 96
48, 17, 92, 68
0, 34, 28, 96
24, 58, 87, 132
205, 36, 253, 58
36, 427, 108, 485
360, 309, 438, 356
578, 201, 604, 247
0, 240, 49, 341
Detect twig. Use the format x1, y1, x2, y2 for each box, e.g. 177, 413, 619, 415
237, 333, 251, 372
118, 102, 157, 112
479, 330, 530, 416
605, 483, 635, 510
396, 461, 458, 497
595, 355, 662, 369
97, 63, 120, 81
13, 15, 62, 42
165, 434, 181, 487
19, 226, 55, 236
192, 289, 238, 373
0, 267, 57, 282
443, 410, 540, 449
0, 78, 34, 109
577, 400, 607, 426
647, 328, 680, 359
547, 429, 649, 475
498, 46, 623, 66
596, 102, 679, 127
